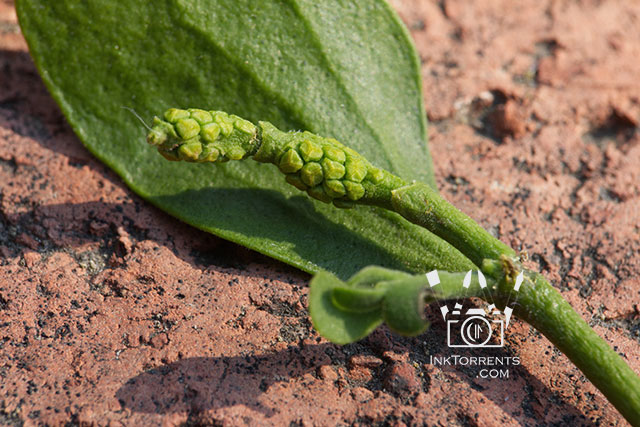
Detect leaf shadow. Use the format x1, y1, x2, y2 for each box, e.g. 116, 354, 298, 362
115, 344, 334, 418
115, 332, 597, 425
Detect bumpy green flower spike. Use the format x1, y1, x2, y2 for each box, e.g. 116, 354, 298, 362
148, 108, 403, 209
149, 108, 509, 267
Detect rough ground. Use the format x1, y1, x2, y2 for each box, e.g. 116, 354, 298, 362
1, 0, 639, 425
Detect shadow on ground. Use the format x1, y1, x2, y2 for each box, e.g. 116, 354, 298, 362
116, 335, 595, 425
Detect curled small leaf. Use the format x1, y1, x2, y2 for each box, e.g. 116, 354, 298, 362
309, 271, 383, 345
309, 266, 495, 344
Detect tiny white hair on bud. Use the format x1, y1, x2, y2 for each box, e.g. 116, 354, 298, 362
122, 106, 154, 132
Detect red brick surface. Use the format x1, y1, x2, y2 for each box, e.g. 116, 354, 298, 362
1, 0, 639, 425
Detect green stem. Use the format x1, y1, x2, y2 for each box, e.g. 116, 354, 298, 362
381, 181, 515, 267
511, 269, 640, 425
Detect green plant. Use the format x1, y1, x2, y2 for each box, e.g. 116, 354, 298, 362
15, 0, 639, 424
146, 108, 640, 423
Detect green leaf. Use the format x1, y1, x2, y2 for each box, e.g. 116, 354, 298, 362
17, 0, 474, 277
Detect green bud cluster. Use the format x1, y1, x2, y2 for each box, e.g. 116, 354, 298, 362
147, 108, 259, 163
146, 108, 388, 208
255, 124, 386, 207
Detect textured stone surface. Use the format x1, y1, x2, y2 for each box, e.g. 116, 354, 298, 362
1, 0, 639, 425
